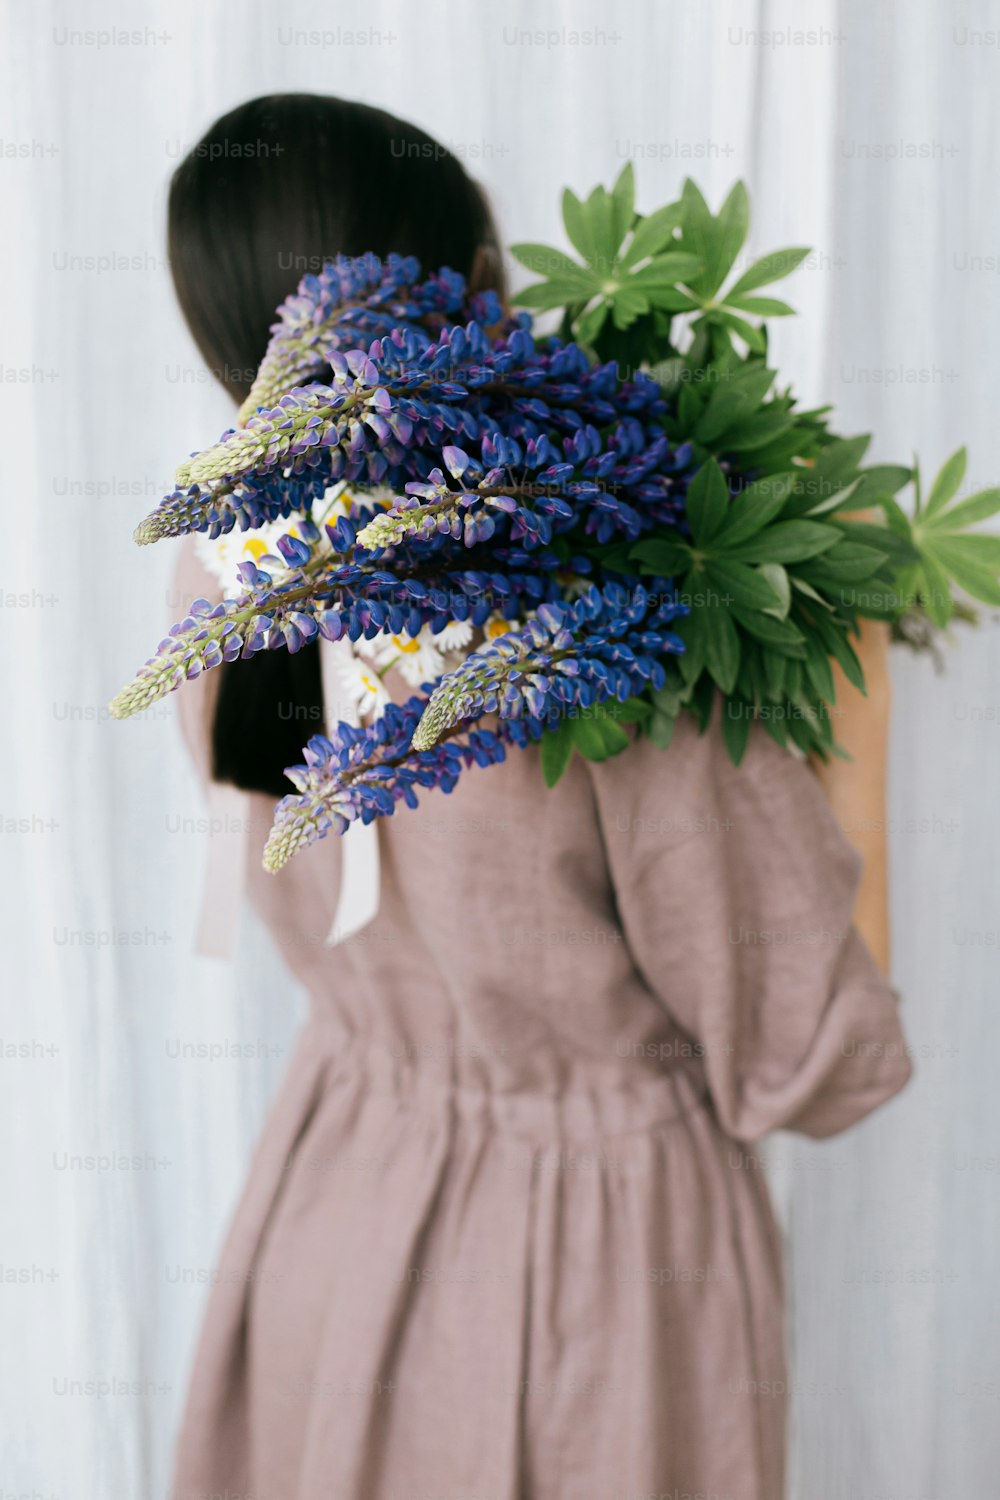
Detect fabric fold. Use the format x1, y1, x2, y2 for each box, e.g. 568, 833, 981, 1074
172, 1016, 336, 1500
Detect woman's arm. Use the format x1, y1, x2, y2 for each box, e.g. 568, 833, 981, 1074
810, 616, 892, 975
586, 714, 911, 1141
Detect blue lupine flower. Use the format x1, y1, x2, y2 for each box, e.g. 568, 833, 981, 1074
112, 253, 716, 866
262, 695, 509, 872
411, 582, 687, 750
239, 253, 509, 423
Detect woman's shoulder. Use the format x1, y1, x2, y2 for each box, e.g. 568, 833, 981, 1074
587, 702, 798, 811
581, 701, 851, 884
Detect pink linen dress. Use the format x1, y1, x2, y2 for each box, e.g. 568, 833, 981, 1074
169, 541, 911, 1500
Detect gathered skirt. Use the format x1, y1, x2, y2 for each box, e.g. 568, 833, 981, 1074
173, 1012, 789, 1500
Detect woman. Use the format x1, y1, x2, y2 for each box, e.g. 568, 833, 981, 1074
168, 94, 909, 1500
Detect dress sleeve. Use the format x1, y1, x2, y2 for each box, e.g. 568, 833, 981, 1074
586, 709, 913, 1141
168, 537, 223, 785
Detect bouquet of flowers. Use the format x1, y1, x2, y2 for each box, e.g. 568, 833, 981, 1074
111, 167, 1000, 871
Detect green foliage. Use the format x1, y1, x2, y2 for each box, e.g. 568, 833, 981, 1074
901, 449, 1000, 626
512, 163, 808, 373
539, 698, 650, 787
516, 167, 1000, 778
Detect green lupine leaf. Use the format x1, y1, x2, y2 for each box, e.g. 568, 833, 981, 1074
727, 246, 811, 297
717, 473, 798, 546
584, 183, 621, 270
726, 360, 780, 398
720, 702, 752, 764
515, 279, 602, 309
619, 202, 686, 268
803, 637, 836, 702
763, 648, 787, 699
594, 540, 635, 574
759, 709, 790, 748
676, 612, 707, 683
724, 520, 841, 564
644, 288, 701, 312
736, 642, 764, 705
704, 559, 784, 611
689, 674, 717, 730
715, 182, 751, 279
562, 187, 595, 263
569, 715, 610, 760
720, 408, 796, 453
924, 532, 1000, 569
790, 576, 835, 610
692, 368, 777, 443
923, 487, 1000, 532
686, 460, 730, 545
610, 289, 650, 329
704, 309, 767, 353
629, 538, 692, 574
923, 447, 967, 519
648, 355, 687, 394
595, 714, 632, 754
627, 253, 704, 287
732, 608, 807, 652
651, 677, 688, 718
919, 552, 955, 627
677, 381, 703, 430
811, 612, 866, 691
724, 294, 796, 317
703, 605, 741, 691
803, 541, 889, 582
610, 163, 635, 252
799, 476, 863, 517
808, 434, 872, 488
924, 537, 1000, 604
841, 580, 909, 619
851, 465, 913, 509
694, 389, 756, 444
541, 721, 574, 786
601, 696, 653, 726
570, 709, 630, 761
758, 563, 791, 618
786, 707, 819, 755
645, 708, 678, 749
836, 519, 919, 566
678, 179, 719, 295
509, 244, 599, 286
732, 431, 814, 470
574, 302, 609, 346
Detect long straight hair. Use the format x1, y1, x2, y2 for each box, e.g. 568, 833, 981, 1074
168, 93, 506, 795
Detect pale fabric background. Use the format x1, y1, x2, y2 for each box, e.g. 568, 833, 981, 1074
1, 0, 997, 1494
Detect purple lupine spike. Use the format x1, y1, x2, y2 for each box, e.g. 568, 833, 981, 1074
262, 694, 511, 872
116, 251, 726, 871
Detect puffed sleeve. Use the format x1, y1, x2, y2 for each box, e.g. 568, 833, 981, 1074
586, 708, 912, 1141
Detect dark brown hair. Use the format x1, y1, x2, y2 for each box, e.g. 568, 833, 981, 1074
168, 93, 505, 793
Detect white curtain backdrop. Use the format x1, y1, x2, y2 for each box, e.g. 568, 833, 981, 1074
2, 1, 998, 1494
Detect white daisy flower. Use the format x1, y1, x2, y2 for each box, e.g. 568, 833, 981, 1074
194, 497, 333, 598
432, 619, 474, 653
335, 652, 391, 720
482, 611, 518, 643
375, 628, 447, 688
193, 482, 403, 597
